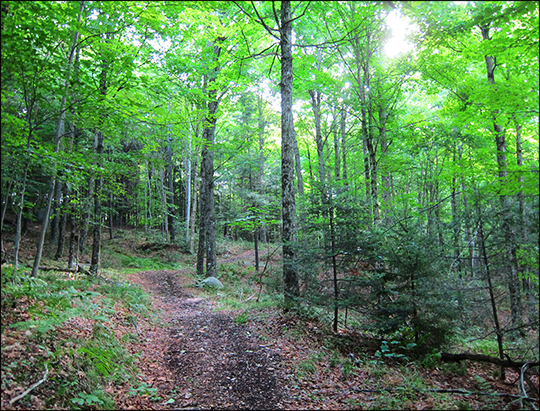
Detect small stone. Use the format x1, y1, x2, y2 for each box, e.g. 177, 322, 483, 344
198, 277, 224, 288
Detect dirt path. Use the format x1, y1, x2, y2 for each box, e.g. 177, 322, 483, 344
129, 270, 287, 410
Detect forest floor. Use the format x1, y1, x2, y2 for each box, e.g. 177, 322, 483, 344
1, 224, 537, 410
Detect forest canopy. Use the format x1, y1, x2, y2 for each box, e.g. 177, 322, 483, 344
1, 0, 538, 363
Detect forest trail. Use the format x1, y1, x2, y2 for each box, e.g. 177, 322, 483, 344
125, 269, 287, 410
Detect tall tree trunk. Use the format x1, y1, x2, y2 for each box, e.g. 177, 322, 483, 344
366, 109, 379, 222
108, 191, 113, 240
292, 128, 304, 196
379, 102, 392, 225
189, 151, 199, 254
196, 176, 205, 276
280, 0, 300, 307
451, 143, 462, 279
79, 178, 94, 253
257, 93, 268, 243
50, 178, 62, 243
198, 38, 223, 278
90, 129, 104, 275
333, 117, 340, 181
309, 89, 325, 185
90, 39, 109, 275
31, 1, 83, 277
340, 107, 348, 183
480, 24, 522, 325
184, 112, 195, 245
13, 165, 30, 272
159, 167, 169, 239
54, 192, 67, 260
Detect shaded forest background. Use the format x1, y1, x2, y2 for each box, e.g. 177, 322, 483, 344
1, 0, 539, 392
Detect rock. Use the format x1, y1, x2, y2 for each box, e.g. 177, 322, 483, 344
198, 277, 224, 288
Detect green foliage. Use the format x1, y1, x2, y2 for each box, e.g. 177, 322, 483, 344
121, 255, 180, 270
1, 264, 153, 409
233, 311, 249, 325
71, 392, 105, 408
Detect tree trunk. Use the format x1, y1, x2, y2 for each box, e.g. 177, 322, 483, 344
333, 113, 340, 181
257, 93, 268, 243
50, 178, 62, 243
309, 89, 325, 185
90, 39, 109, 275
280, 0, 300, 307
54, 195, 67, 260
189, 152, 199, 254
79, 178, 94, 253
340, 107, 348, 183
480, 24, 522, 325
90, 130, 104, 275
292, 128, 304, 196
198, 38, 223, 278
196, 175, 205, 276
31, 1, 83, 277
479, 220, 506, 380
108, 191, 113, 240
159, 167, 169, 239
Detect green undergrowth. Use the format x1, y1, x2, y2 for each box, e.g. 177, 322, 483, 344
1, 263, 155, 409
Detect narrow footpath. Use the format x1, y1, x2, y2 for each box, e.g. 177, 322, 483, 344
127, 270, 287, 410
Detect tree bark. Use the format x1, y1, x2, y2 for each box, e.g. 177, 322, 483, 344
280, 0, 300, 307
198, 38, 223, 278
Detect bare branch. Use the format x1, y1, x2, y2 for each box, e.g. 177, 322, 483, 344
9, 364, 49, 405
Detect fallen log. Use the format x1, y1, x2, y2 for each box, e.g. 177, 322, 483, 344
354, 387, 539, 402
34, 265, 92, 276
441, 352, 539, 370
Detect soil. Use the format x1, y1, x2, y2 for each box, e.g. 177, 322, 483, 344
130, 269, 286, 410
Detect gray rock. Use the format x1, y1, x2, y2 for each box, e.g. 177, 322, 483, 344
198, 276, 224, 288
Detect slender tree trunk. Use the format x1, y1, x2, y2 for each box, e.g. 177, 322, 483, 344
108, 191, 113, 240
32, 1, 83, 277
189, 152, 199, 254
292, 128, 304, 196
451, 143, 462, 279
480, 24, 522, 325
0, 171, 16, 233
50, 178, 62, 243
90, 39, 109, 275
159, 167, 169, 239
90, 130, 104, 275
379, 102, 392, 225
280, 0, 300, 307
309, 89, 325, 185
196, 176, 205, 276
185, 113, 195, 245
68, 213, 76, 269
257, 93, 268, 243
341, 107, 348, 183
54, 196, 67, 260
333, 117, 340, 181
479, 221, 506, 380
79, 178, 94, 253
13, 166, 29, 272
